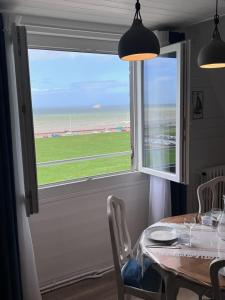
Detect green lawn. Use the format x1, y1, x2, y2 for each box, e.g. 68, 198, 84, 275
35, 132, 131, 185
35, 131, 176, 186
144, 147, 176, 171
35, 132, 130, 162
37, 155, 130, 185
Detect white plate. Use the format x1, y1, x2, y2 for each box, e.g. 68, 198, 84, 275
147, 226, 178, 243
219, 267, 225, 277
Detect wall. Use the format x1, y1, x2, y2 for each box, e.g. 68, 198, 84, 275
29, 172, 149, 288
183, 16, 225, 212
27, 14, 225, 288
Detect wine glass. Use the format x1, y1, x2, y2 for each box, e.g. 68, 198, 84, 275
211, 208, 222, 228
184, 216, 196, 247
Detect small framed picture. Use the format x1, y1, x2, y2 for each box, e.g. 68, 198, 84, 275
192, 91, 204, 120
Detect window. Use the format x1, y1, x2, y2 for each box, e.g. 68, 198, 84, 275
12, 25, 189, 215
28, 50, 131, 186
137, 42, 188, 183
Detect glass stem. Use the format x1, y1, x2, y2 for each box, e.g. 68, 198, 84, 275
189, 227, 192, 246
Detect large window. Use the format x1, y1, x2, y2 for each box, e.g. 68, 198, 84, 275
28, 50, 131, 185
12, 24, 189, 216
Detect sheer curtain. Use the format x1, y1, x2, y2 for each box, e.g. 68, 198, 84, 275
148, 175, 171, 225
4, 15, 42, 300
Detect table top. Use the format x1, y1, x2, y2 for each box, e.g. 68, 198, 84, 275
146, 214, 225, 288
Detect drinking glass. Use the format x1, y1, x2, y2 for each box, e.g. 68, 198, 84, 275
218, 196, 225, 241
211, 208, 222, 228
184, 216, 196, 247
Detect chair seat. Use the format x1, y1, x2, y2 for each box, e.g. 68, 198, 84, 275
121, 258, 162, 292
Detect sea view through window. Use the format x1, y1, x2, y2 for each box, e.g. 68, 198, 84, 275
28, 50, 131, 185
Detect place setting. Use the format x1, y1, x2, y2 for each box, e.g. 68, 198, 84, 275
144, 225, 181, 249
138, 209, 225, 262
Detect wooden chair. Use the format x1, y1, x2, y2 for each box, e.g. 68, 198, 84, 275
210, 259, 225, 300
197, 176, 225, 214
107, 195, 164, 300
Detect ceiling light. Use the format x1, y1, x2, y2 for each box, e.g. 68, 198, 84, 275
198, 0, 225, 69
118, 0, 160, 61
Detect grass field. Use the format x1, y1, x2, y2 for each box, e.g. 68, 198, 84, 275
35, 131, 176, 185
37, 156, 130, 185
35, 132, 131, 185
35, 132, 130, 162
144, 147, 176, 172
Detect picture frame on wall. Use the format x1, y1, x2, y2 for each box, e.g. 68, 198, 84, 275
192, 91, 204, 120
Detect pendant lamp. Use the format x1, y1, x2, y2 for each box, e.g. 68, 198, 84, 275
118, 0, 160, 61
198, 0, 225, 69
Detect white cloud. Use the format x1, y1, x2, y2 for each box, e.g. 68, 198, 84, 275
28, 49, 83, 62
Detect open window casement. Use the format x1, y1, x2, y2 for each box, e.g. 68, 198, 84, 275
12, 25, 38, 216
136, 41, 189, 183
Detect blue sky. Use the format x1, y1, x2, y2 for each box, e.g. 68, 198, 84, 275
28, 49, 176, 109
28, 50, 130, 109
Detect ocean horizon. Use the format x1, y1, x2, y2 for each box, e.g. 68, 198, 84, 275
32, 104, 175, 135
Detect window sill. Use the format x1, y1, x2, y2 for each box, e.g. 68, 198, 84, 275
38, 171, 149, 202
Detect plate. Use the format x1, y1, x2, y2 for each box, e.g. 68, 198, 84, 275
219, 267, 225, 277
147, 226, 178, 244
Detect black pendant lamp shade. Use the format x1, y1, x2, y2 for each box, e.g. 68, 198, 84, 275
198, 0, 225, 69
118, 0, 160, 61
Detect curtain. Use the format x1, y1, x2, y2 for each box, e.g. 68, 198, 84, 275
3, 15, 42, 300
148, 176, 171, 225
170, 182, 187, 216
0, 15, 23, 300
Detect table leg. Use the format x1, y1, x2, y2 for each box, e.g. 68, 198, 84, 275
164, 274, 179, 300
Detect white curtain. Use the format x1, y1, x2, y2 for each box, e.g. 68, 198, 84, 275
148, 175, 172, 225
4, 15, 42, 300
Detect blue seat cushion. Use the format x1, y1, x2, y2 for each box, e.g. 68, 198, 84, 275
121, 258, 162, 292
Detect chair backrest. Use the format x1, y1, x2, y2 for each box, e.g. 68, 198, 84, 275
107, 195, 132, 276
197, 176, 225, 214
210, 259, 225, 300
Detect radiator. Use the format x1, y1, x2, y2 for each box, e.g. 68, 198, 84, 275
199, 165, 225, 212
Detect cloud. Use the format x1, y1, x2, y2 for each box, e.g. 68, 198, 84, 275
31, 88, 50, 92
69, 80, 128, 93
31, 79, 129, 108
28, 49, 83, 62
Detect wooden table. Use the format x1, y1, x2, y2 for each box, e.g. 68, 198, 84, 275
143, 214, 225, 299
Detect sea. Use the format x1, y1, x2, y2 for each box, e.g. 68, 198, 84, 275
32, 106, 130, 136
32, 105, 176, 137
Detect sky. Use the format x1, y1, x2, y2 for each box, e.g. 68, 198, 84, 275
28, 49, 176, 110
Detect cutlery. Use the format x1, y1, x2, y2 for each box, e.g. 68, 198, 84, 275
146, 245, 181, 249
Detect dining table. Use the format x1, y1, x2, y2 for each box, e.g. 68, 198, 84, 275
138, 214, 225, 300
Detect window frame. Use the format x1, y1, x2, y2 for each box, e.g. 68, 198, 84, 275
26, 33, 136, 187
14, 22, 189, 198
136, 41, 189, 183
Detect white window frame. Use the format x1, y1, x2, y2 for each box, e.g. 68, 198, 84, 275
136, 41, 189, 183
19, 25, 137, 188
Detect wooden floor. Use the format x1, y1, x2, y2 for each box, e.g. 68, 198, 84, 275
42, 272, 200, 300
42, 272, 118, 300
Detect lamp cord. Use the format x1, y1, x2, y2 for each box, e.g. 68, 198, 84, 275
213, 0, 221, 39
134, 0, 142, 21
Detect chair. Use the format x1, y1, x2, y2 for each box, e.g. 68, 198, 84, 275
107, 195, 164, 300
197, 176, 225, 214
210, 259, 225, 300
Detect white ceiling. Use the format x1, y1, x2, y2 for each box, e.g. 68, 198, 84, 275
1, 0, 225, 29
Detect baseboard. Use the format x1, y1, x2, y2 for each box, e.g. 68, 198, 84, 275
41, 265, 114, 294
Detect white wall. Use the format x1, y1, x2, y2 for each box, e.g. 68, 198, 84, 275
183, 17, 225, 212
29, 172, 149, 288
20, 15, 149, 290
27, 15, 225, 288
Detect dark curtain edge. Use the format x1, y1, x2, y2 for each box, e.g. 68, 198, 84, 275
0, 15, 23, 300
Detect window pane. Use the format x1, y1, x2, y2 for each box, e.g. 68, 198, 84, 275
143, 52, 177, 173
28, 50, 131, 185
